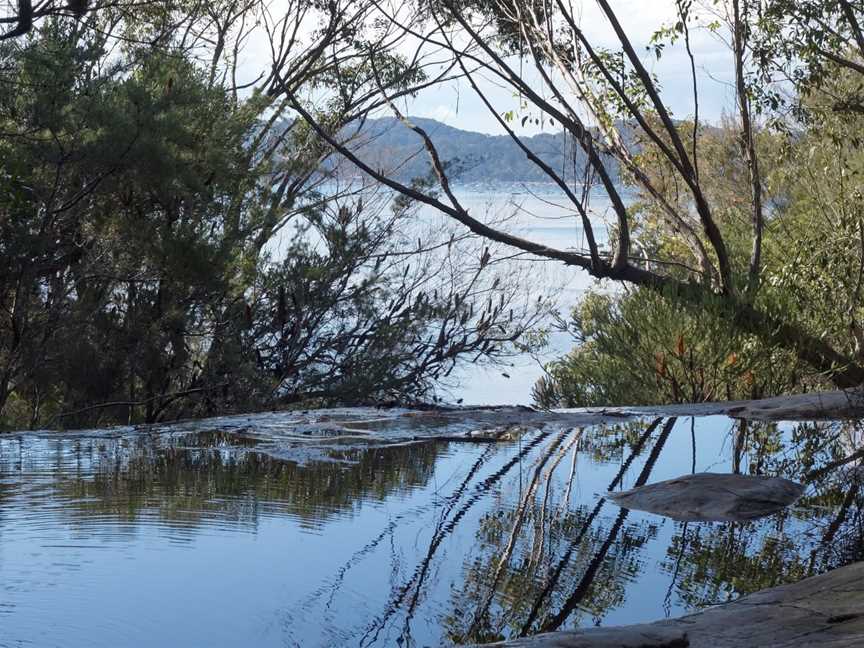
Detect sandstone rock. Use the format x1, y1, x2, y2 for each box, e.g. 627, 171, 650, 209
607, 472, 805, 522
472, 561, 864, 647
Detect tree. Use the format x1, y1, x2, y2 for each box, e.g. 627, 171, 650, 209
282, 0, 864, 389
0, 3, 542, 429
536, 97, 864, 407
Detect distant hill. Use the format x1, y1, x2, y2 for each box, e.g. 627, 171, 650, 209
332, 117, 621, 184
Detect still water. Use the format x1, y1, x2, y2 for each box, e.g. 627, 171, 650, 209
0, 409, 860, 647
270, 181, 620, 407
425, 182, 619, 407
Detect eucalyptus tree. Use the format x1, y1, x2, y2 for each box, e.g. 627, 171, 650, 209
282, 0, 864, 390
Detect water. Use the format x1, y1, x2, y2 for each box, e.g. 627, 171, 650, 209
423, 182, 620, 406
269, 181, 620, 407
0, 409, 860, 647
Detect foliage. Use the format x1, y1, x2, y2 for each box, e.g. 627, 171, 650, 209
0, 15, 538, 430
534, 287, 803, 408
538, 56, 864, 407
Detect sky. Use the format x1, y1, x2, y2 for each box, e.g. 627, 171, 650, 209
404, 1, 737, 135
238, 0, 738, 137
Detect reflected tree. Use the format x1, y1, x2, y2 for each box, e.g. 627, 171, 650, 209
17, 434, 447, 530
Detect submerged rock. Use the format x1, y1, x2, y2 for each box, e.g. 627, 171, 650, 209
607, 472, 805, 522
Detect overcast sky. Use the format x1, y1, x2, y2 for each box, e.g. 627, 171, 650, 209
403, 1, 737, 135
238, 1, 737, 136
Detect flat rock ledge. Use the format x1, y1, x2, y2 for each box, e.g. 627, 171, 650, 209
468, 561, 864, 647
592, 388, 864, 421
12, 389, 864, 440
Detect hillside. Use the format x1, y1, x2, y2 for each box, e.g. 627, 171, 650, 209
335, 116, 620, 184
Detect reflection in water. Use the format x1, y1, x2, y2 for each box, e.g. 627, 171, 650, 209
0, 414, 861, 647
3, 432, 444, 532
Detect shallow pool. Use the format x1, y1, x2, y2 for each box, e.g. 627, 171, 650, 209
0, 409, 860, 647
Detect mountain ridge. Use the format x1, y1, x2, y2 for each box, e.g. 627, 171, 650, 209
336, 116, 619, 184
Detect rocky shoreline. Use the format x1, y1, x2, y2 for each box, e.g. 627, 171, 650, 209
459, 388, 864, 647
469, 560, 864, 647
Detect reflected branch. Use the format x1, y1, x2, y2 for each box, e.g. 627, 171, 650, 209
466, 429, 571, 637
361, 428, 554, 646
538, 418, 678, 633
518, 417, 664, 635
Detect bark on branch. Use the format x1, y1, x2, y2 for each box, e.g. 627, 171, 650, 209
1, 0, 33, 41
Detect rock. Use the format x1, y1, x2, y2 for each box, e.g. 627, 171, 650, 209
470, 561, 864, 647
606, 472, 805, 522
560, 388, 864, 421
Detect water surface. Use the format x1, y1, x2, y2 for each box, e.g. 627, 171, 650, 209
0, 410, 860, 647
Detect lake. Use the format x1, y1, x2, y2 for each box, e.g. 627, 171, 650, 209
269, 181, 620, 408
408, 182, 620, 407
0, 407, 859, 647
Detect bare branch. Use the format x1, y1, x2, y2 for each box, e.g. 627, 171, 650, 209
283, 88, 598, 271
0, 0, 33, 40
